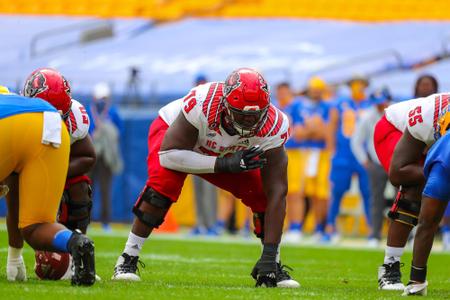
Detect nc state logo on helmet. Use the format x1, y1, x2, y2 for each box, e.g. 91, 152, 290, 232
223, 68, 270, 137
23, 68, 72, 119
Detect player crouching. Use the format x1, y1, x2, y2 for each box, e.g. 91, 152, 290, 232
112, 68, 299, 288
4, 69, 96, 284
0, 86, 95, 286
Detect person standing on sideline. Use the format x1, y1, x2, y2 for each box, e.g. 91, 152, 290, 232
351, 88, 392, 247
87, 83, 123, 231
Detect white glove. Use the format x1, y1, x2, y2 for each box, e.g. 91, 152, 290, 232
7, 247, 27, 282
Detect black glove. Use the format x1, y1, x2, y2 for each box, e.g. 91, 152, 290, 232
251, 244, 278, 288
215, 146, 267, 173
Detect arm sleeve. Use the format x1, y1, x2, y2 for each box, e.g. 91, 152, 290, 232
159, 149, 217, 174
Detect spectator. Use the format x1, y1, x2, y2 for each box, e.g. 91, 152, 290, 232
414, 74, 438, 98
87, 82, 123, 232
190, 74, 219, 236
325, 75, 372, 243
351, 88, 392, 247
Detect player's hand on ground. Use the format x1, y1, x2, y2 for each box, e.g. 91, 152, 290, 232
215, 146, 267, 173
251, 257, 277, 287
7, 254, 27, 282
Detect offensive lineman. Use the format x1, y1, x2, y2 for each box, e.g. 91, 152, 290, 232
0, 87, 95, 286
374, 93, 449, 290
112, 68, 300, 288
6, 68, 96, 281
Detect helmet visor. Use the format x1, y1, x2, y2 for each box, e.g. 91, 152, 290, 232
226, 104, 268, 136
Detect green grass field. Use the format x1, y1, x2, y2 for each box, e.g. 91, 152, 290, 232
0, 228, 448, 300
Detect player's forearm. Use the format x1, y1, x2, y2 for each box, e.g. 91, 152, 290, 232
67, 156, 96, 178
159, 149, 217, 174
263, 192, 287, 244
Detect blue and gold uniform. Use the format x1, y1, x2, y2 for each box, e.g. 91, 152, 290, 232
327, 96, 372, 229
290, 98, 331, 200
0, 91, 70, 228
283, 99, 307, 195
423, 132, 450, 202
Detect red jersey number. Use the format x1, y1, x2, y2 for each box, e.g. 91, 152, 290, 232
408, 106, 423, 127
79, 106, 89, 124
183, 91, 197, 114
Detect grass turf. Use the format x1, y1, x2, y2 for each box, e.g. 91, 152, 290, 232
0, 229, 448, 300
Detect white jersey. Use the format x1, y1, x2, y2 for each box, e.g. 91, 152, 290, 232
158, 82, 290, 157
65, 99, 90, 145
385, 93, 449, 146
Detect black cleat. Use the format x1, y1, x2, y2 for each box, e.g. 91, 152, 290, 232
112, 253, 144, 281
378, 261, 405, 290
276, 263, 300, 288
68, 230, 95, 286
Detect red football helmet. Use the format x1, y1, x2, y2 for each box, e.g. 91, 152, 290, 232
223, 68, 270, 137
23, 68, 72, 119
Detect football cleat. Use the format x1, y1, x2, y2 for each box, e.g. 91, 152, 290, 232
276, 263, 300, 288
68, 230, 96, 286
402, 281, 428, 296
378, 261, 405, 290
112, 253, 144, 281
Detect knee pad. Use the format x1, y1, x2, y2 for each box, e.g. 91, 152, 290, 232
132, 186, 172, 229
58, 181, 93, 232
252, 212, 265, 240
388, 190, 421, 227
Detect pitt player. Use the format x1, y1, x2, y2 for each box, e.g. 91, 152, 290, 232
284, 77, 331, 242
5, 68, 96, 282
0, 86, 95, 286
325, 76, 372, 242
275, 82, 306, 243
403, 112, 450, 295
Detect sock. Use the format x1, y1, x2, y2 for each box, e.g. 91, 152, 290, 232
215, 220, 225, 229
123, 232, 147, 257
315, 223, 325, 234
288, 222, 303, 232
384, 246, 404, 264
260, 243, 281, 263
52, 229, 73, 252
276, 244, 281, 263
8, 246, 23, 260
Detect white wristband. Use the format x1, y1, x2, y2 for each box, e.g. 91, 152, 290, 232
159, 149, 217, 174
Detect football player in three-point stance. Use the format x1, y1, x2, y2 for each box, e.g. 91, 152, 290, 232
0, 86, 95, 286
402, 115, 450, 296
112, 68, 300, 288
373, 92, 449, 294
5, 68, 96, 282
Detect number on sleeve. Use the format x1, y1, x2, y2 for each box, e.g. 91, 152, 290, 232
408, 106, 423, 127
79, 106, 89, 124
183, 90, 197, 114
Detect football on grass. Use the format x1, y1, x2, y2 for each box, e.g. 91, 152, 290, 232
35, 251, 70, 280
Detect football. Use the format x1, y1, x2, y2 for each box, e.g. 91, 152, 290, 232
34, 251, 71, 280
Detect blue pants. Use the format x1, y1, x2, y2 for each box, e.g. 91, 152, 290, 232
327, 161, 372, 229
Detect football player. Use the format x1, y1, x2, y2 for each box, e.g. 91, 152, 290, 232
5, 68, 96, 281
373, 93, 449, 290
112, 68, 300, 288
0, 87, 95, 286
402, 118, 450, 296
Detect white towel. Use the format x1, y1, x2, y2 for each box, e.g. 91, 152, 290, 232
41, 111, 62, 148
